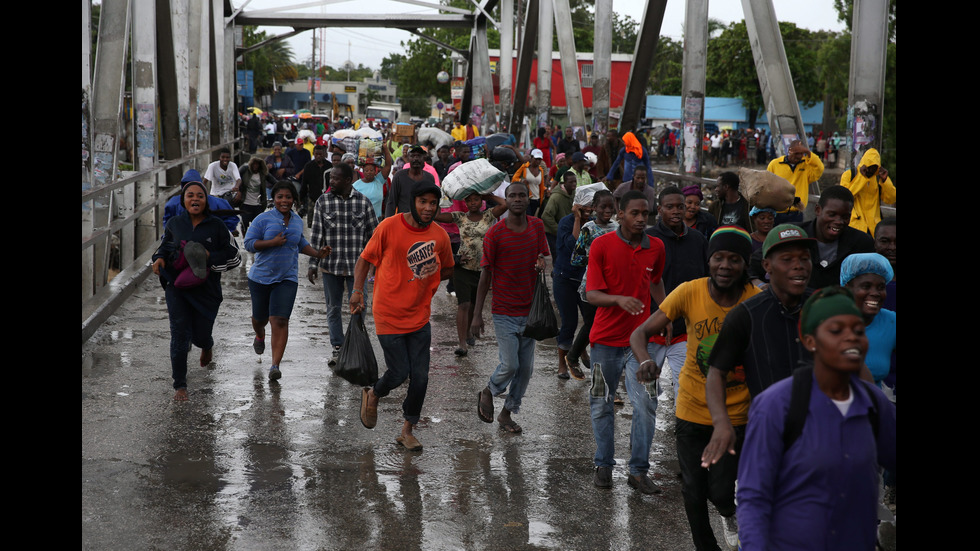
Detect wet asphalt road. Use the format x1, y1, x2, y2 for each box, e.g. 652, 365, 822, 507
82, 242, 737, 550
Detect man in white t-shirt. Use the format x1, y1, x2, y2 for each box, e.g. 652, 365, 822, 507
203, 148, 242, 201
263, 120, 276, 147
710, 133, 722, 165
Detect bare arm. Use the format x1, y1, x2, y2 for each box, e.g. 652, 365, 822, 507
701, 367, 737, 467
348, 257, 374, 314
470, 268, 492, 338
630, 310, 671, 382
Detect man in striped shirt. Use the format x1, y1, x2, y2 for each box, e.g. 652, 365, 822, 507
472, 181, 550, 434
308, 163, 379, 362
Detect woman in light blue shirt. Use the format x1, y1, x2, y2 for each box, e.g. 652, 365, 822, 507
244, 181, 330, 381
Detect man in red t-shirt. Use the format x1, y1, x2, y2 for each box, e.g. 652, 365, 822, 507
472, 181, 550, 434
353, 182, 454, 452
585, 190, 667, 494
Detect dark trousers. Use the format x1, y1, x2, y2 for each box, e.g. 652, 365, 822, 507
568, 300, 597, 363
552, 272, 586, 350
239, 203, 263, 234
165, 285, 216, 390
374, 323, 431, 424
675, 418, 745, 551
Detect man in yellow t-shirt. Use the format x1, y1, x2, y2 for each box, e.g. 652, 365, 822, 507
630, 226, 759, 551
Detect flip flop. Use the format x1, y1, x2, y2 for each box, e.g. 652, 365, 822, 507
395, 434, 423, 451
568, 364, 585, 380
498, 420, 522, 434
557, 371, 570, 380
477, 388, 494, 423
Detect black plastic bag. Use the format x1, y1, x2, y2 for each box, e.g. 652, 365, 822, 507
332, 313, 379, 386
523, 272, 560, 341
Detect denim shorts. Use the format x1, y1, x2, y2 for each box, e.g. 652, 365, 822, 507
248, 278, 299, 320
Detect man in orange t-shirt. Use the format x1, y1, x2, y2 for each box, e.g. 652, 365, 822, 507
351, 182, 454, 452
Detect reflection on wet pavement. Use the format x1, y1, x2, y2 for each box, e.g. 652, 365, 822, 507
83, 249, 725, 550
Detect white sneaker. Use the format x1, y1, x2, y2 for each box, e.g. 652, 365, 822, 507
722, 514, 739, 550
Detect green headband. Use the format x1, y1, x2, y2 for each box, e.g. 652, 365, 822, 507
799, 286, 863, 337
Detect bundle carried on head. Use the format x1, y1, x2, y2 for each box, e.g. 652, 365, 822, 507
441, 158, 507, 201
417, 127, 454, 152
737, 167, 797, 211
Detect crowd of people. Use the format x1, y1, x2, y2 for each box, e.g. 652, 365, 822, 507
152, 118, 896, 550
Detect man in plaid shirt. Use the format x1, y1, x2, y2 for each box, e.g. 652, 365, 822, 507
307, 163, 379, 363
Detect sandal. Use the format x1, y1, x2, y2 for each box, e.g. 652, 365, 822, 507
477, 387, 494, 423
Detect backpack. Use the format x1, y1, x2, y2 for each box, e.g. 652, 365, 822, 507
782, 364, 881, 453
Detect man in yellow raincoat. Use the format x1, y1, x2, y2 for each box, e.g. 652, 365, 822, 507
766, 139, 824, 224
840, 147, 895, 235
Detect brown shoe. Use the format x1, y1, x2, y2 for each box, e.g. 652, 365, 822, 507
360, 387, 377, 429
396, 434, 423, 451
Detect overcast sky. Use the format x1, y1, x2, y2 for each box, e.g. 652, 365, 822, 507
240, 0, 847, 71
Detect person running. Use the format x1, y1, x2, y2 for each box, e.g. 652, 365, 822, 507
308, 164, 380, 365
354, 182, 454, 452
152, 179, 242, 401
840, 253, 896, 387
736, 286, 896, 551
564, 189, 619, 376
432, 191, 508, 357
585, 190, 666, 493
473, 181, 550, 435
244, 181, 331, 381
631, 226, 760, 551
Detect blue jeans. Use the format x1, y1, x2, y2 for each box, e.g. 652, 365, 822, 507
488, 314, 536, 414
589, 343, 659, 475
374, 323, 431, 424
551, 272, 585, 350
321, 273, 358, 348
648, 339, 688, 402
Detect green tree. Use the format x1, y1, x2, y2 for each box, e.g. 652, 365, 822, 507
706, 21, 824, 128
240, 26, 298, 98
646, 36, 683, 96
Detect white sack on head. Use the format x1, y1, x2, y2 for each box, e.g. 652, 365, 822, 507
738, 167, 797, 211
441, 158, 507, 200
574, 183, 609, 206
417, 127, 454, 152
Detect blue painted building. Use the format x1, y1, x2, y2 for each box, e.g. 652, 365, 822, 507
645, 95, 824, 133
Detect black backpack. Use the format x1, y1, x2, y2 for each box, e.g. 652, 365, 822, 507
783, 364, 882, 453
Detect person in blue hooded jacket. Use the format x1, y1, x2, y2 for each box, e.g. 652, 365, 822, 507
163, 169, 241, 235
153, 179, 242, 401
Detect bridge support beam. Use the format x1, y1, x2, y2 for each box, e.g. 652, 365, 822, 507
845, 0, 890, 169
621, 0, 667, 134
679, 0, 709, 177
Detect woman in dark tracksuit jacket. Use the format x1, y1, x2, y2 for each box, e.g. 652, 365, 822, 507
152, 180, 242, 401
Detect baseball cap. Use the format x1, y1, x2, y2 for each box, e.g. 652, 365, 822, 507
409, 144, 427, 154
571, 151, 587, 162
530, 148, 544, 159
762, 224, 817, 258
